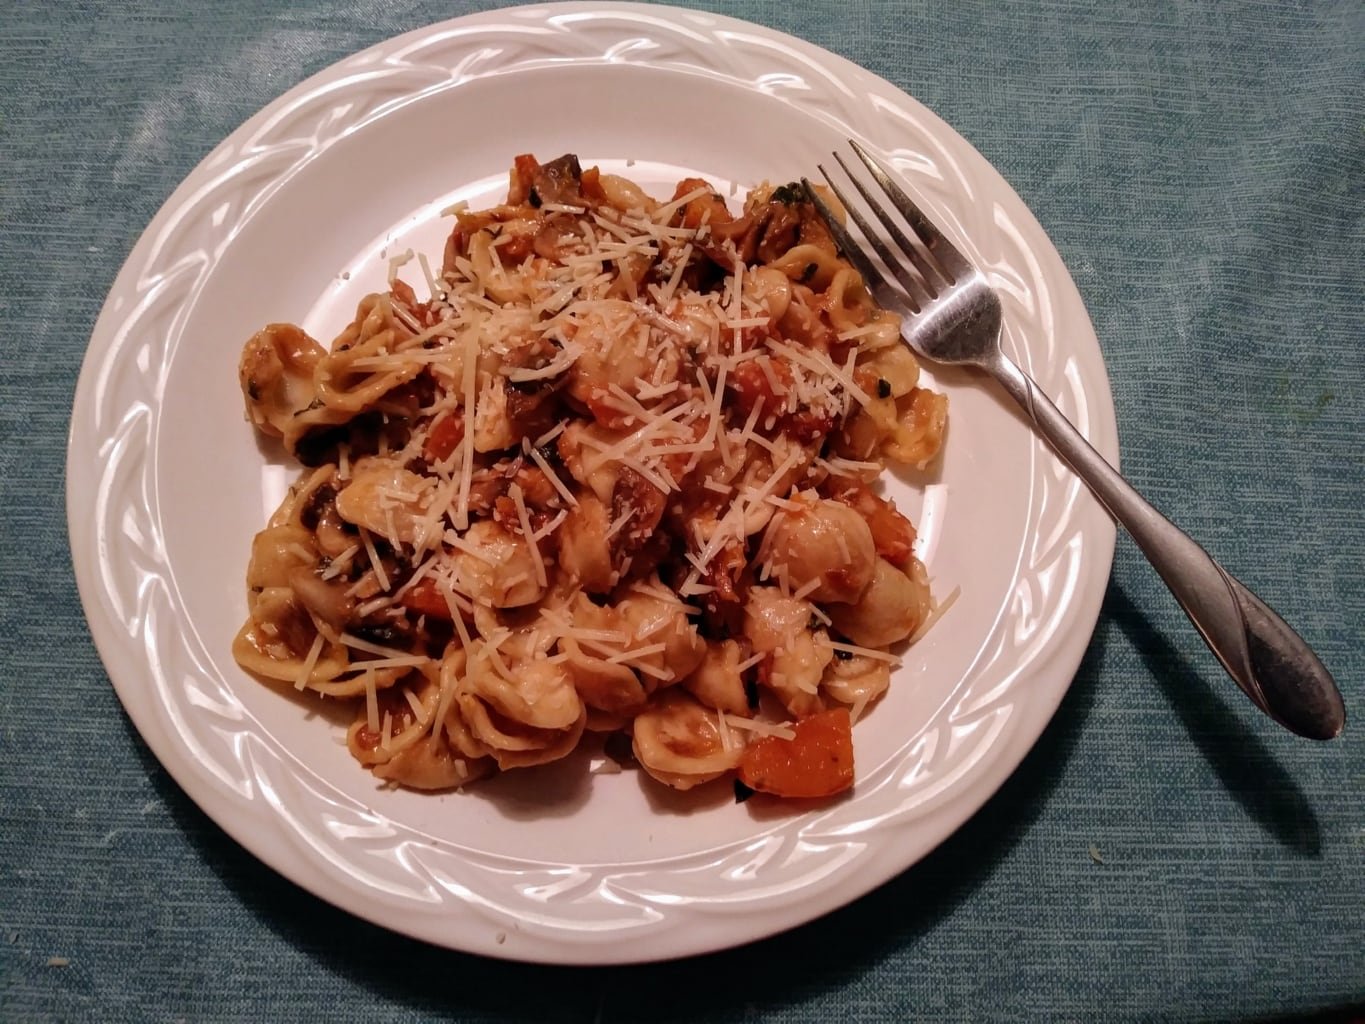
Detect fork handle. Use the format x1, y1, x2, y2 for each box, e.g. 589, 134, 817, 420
988, 352, 1345, 740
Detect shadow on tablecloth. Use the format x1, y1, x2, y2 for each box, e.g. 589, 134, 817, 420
1106, 583, 1322, 857
126, 580, 1326, 1021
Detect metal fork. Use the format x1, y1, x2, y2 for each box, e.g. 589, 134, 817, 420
804, 139, 1344, 741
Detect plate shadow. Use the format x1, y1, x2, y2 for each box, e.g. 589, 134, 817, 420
118, 601, 1107, 1021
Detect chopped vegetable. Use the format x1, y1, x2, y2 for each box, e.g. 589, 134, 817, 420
737, 707, 854, 798
397, 578, 452, 620
421, 413, 464, 463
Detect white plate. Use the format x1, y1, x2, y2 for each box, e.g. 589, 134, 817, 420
67, 2, 1117, 964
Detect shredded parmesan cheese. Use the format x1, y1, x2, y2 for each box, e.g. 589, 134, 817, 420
401, 687, 426, 723
230, 154, 951, 803
364, 670, 379, 733
821, 639, 903, 664
528, 445, 578, 506
716, 710, 735, 752
725, 717, 797, 741
606, 642, 667, 665
293, 634, 326, 691
907, 584, 961, 645
509, 483, 547, 588
357, 528, 391, 593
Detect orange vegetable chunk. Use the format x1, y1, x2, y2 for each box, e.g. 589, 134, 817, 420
397, 578, 453, 620
422, 413, 464, 463
737, 707, 854, 799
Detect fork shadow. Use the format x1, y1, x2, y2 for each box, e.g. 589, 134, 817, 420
1104, 583, 1323, 857
125, 608, 1109, 1021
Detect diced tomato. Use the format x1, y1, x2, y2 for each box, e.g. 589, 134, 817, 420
491, 495, 519, 534
782, 408, 835, 446
701, 538, 745, 607
672, 178, 725, 227
388, 278, 443, 328
512, 465, 558, 508
352, 687, 420, 752
670, 177, 756, 271
509, 154, 542, 205
398, 578, 453, 620
580, 165, 607, 203
825, 479, 916, 566
609, 466, 666, 552
582, 387, 636, 430
736, 708, 855, 799
422, 413, 464, 463
727, 358, 792, 421
499, 232, 535, 262
727, 359, 829, 442
443, 225, 467, 265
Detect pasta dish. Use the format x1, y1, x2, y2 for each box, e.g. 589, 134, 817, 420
233, 153, 948, 800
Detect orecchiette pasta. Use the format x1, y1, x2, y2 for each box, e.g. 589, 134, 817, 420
233, 153, 950, 802
826, 557, 933, 648
759, 493, 877, 604
682, 639, 751, 717
449, 520, 547, 609
239, 323, 324, 439
632, 690, 742, 790
821, 651, 892, 709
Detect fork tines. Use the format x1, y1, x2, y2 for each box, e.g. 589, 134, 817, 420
802, 139, 965, 313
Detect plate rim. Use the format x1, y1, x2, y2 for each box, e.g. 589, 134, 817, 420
66, 0, 1118, 963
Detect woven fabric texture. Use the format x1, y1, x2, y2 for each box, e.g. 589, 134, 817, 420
1, 1, 1361, 1020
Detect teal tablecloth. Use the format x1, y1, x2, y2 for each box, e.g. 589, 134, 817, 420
3, 1, 1362, 1020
